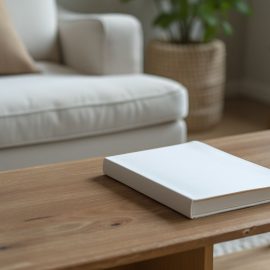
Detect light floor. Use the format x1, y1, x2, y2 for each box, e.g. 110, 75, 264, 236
188, 97, 270, 141
215, 246, 270, 270
188, 97, 270, 269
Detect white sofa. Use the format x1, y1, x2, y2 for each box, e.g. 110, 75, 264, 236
0, 0, 188, 171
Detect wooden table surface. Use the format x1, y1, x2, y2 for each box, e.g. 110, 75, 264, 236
0, 130, 270, 270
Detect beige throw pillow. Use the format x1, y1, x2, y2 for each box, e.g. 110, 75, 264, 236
0, 0, 39, 74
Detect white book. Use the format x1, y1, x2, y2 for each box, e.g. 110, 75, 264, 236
103, 142, 270, 219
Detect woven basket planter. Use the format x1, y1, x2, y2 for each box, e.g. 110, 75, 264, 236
146, 39, 226, 131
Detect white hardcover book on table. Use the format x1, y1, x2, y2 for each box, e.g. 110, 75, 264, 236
103, 142, 270, 219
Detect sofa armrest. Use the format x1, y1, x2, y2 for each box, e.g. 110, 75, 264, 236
59, 13, 143, 75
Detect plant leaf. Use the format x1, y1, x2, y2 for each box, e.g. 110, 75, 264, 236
203, 25, 217, 43
153, 12, 178, 28
234, 0, 251, 14
222, 20, 233, 36
120, 0, 252, 44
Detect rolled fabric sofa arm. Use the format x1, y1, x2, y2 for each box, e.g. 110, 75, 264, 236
59, 13, 143, 75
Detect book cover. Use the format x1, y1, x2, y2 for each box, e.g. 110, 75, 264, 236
103, 142, 270, 218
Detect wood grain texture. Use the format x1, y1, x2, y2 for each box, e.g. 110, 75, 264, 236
0, 130, 270, 270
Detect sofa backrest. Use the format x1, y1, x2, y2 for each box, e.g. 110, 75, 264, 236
5, 0, 59, 62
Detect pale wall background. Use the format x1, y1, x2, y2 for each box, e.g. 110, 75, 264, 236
241, 0, 270, 103
57, 0, 270, 103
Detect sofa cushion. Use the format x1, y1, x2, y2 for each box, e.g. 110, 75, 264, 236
0, 62, 188, 149
0, 0, 38, 74
5, 0, 59, 62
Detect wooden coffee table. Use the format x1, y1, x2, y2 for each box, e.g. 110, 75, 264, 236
1, 131, 270, 270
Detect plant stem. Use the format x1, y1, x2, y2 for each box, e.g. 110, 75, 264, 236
179, 20, 189, 44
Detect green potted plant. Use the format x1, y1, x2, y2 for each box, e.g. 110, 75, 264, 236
121, 0, 251, 131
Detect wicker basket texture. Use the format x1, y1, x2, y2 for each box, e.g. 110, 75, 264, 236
146, 39, 226, 131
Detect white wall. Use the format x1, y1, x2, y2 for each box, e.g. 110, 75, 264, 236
58, 0, 158, 43
240, 0, 270, 103
57, 0, 270, 103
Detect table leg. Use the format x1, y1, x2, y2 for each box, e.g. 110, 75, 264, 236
111, 245, 213, 270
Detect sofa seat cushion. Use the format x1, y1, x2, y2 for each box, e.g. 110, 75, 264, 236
0, 62, 188, 149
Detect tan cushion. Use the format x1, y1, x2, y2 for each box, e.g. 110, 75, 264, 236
0, 0, 38, 74
5, 0, 59, 62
